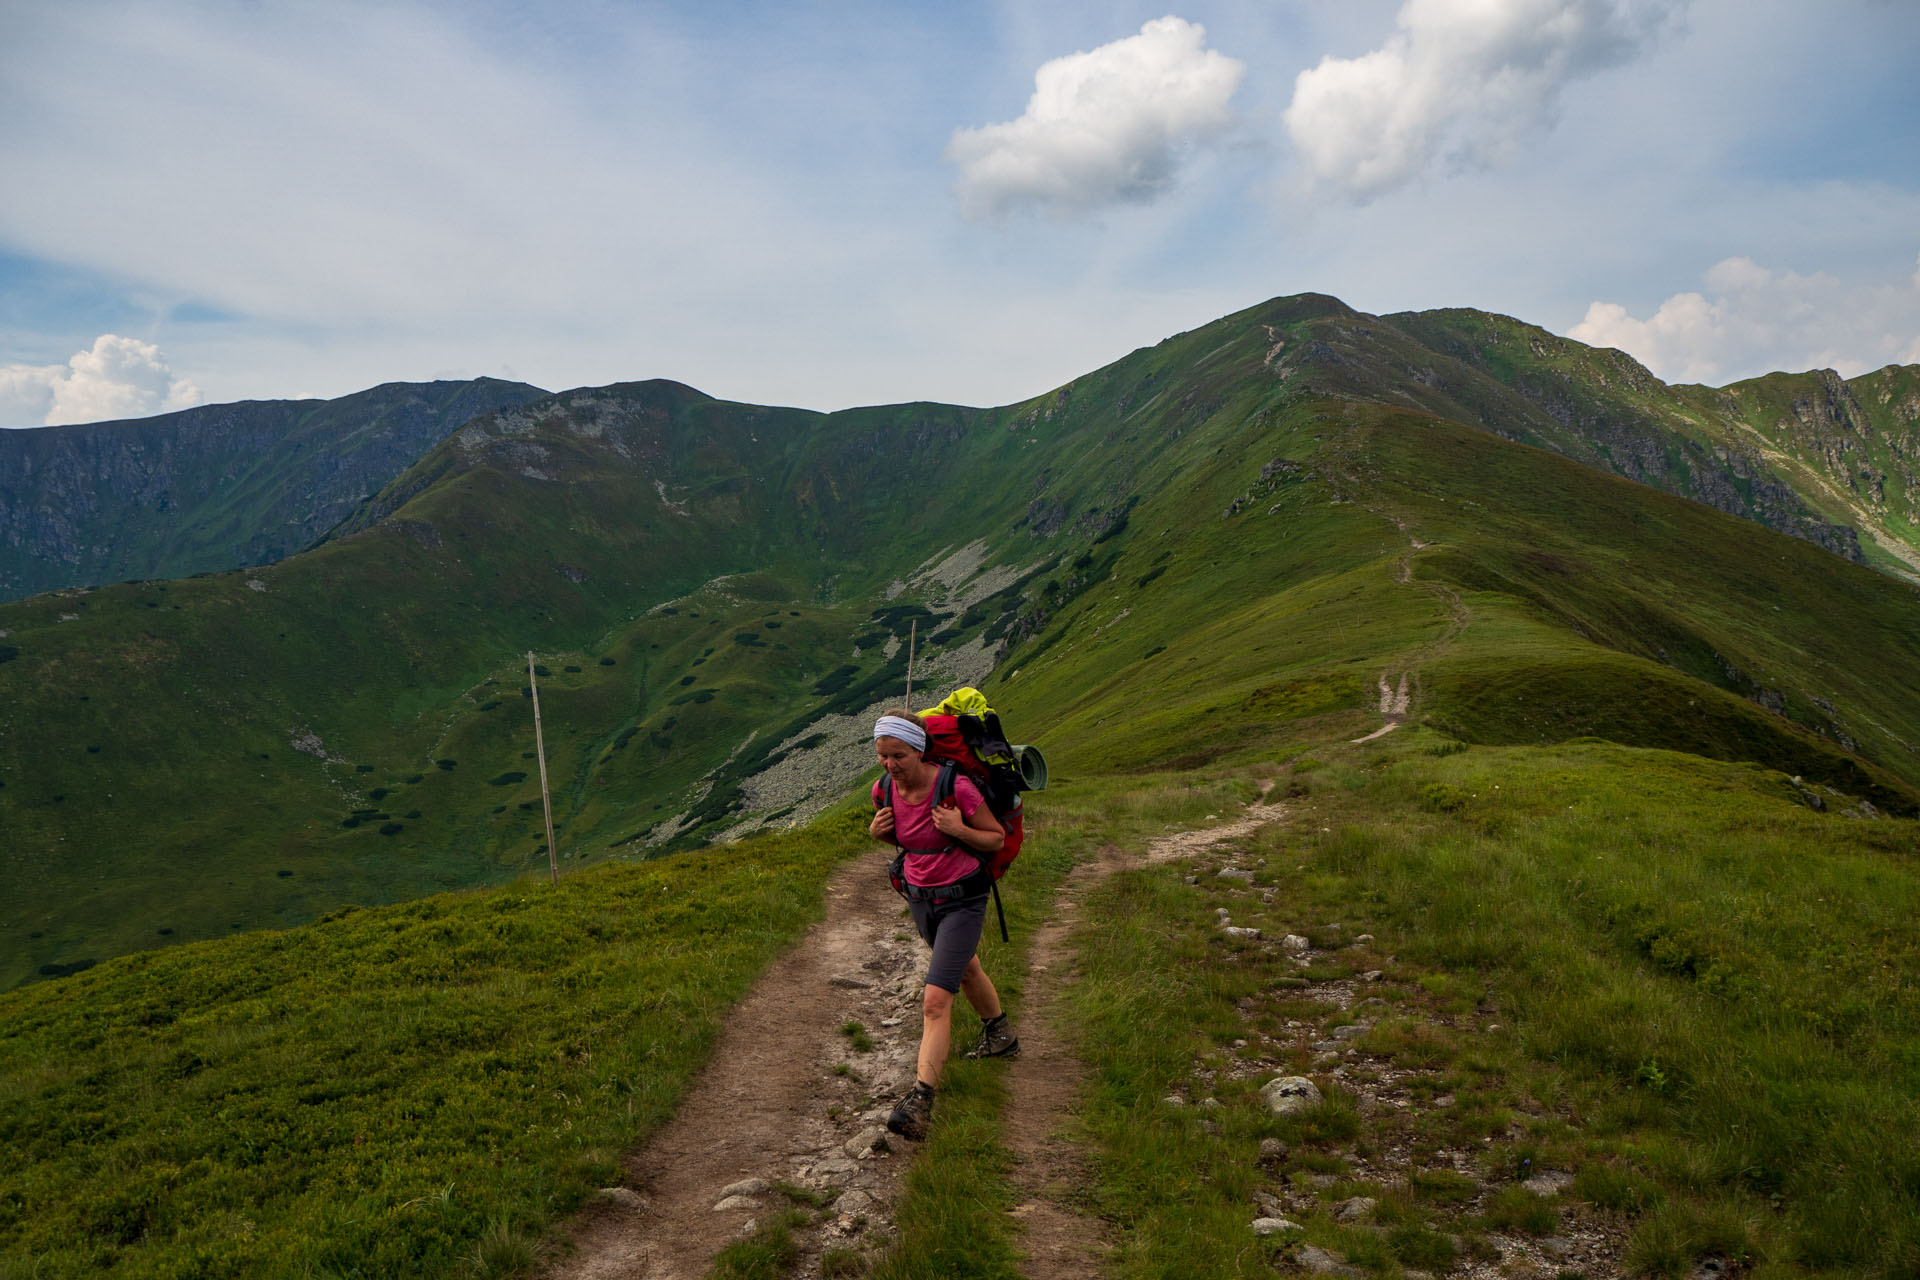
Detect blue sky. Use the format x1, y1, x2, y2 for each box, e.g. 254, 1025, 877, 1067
2, 0, 1917, 426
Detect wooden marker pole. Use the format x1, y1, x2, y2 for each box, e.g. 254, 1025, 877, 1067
904, 619, 917, 710
528, 651, 559, 884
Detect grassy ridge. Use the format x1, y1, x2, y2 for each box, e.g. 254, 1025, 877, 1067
1006, 735, 1920, 1278
0, 812, 863, 1279
11, 298, 1920, 989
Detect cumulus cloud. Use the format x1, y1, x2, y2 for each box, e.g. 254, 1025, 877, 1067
1284, 0, 1679, 201
946, 17, 1245, 221
1569, 253, 1920, 384
0, 335, 202, 428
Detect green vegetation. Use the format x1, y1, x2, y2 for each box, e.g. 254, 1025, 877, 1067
0, 378, 547, 602
4, 293, 1919, 1275
0, 815, 857, 1277
982, 735, 1920, 1279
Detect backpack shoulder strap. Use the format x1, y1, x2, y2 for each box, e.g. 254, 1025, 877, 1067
934, 760, 957, 806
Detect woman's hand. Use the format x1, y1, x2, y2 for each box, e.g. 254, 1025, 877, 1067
930, 799, 966, 837
935, 798, 1005, 852
869, 806, 895, 840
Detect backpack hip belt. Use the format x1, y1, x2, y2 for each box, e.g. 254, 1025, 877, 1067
895, 860, 995, 903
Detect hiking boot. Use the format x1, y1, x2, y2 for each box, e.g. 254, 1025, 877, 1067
965, 1014, 1020, 1060
886, 1082, 935, 1141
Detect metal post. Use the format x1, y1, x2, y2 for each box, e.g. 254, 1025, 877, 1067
904, 619, 916, 710
528, 651, 559, 883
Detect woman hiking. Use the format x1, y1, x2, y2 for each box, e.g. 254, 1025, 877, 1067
869, 709, 1019, 1140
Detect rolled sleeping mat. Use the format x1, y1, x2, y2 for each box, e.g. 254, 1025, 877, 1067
1011, 743, 1049, 791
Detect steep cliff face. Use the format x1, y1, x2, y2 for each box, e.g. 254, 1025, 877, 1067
0, 378, 546, 600
1708, 366, 1920, 576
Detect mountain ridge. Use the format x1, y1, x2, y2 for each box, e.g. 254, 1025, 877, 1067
0, 377, 548, 601
4, 294, 1919, 994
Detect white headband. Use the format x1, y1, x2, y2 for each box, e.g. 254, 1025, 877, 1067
873, 715, 927, 751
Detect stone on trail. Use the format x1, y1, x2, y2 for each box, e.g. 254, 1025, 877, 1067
1261, 1076, 1322, 1114
1282, 934, 1310, 952
1218, 867, 1255, 883
1258, 1137, 1291, 1161
809, 1155, 859, 1179
1522, 1169, 1575, 1195
837, 1189, 876, 1216
1163, 1095, 1186, 1106
712, 1194, 759, 1212
594, 1187, 646, 1211
1251, 1216, 1301, 1236
1298, 1242, 1359, 1276
828, 975, 873, 990
1223, 926, 1263, 939
719, 1177, 768, 1199
845, 1126, 890, 1158
1334, 1195, 1377, 1222
1330, 1022, 1371, 1040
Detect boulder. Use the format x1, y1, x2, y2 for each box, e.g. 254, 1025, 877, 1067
1261, 1076, 1322, 1114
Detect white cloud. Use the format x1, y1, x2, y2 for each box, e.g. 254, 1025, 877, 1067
1568, 253, 1920, 384
0, 335, 202, 428
1284, 0, 1679, 202
945, 16, 1245, 221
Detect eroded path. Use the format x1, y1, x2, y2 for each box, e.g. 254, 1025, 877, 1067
544, 845, 925, 1279
999, 844, 1126, 1276
1355, 519, 1471, 743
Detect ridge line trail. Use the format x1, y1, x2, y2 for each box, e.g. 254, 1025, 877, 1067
539, 799, 1290, 1279
1354, 516, 1471, 743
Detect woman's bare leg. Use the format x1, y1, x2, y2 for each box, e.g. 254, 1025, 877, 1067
958, 955, 1002, 1020
917, 984, 954, 1087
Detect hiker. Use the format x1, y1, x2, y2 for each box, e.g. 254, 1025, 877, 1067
869, 709, 1019, 1141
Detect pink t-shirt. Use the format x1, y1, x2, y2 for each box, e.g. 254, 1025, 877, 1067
873, 772, 997, 887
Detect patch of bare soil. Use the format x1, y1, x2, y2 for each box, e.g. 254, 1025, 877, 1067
541, 846, 927, 1280
1000, 843, 1132, 1277
1144, 782, 1284, 865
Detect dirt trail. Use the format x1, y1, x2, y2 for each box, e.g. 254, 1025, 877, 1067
999, 843, 1130, 1276
544, 846, 926, 1280
1353, 519, 1471, 743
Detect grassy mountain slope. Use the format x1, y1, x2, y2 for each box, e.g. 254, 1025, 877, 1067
1259, 300, 1920, 578
0, 379, 547, 602
5, 294, 1920, 1276
7, 298, 1920, 992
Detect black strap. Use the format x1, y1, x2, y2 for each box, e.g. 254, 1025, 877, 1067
880, 763, 1002, 938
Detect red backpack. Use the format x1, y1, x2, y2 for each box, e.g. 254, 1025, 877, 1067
874, 701, 1036, 939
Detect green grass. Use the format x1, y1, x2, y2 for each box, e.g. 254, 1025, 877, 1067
0, 812, 862, 1278
1020, 734, 1920, 1277
6, 293, 1920, 1279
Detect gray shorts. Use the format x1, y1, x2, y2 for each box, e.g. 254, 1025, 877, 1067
908, 894, 988, 993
